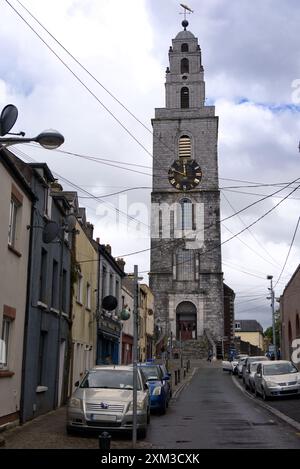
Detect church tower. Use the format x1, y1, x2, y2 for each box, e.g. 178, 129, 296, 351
150, 19, 224, 351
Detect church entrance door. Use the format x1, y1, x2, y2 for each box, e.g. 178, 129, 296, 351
176, 301, 197, 341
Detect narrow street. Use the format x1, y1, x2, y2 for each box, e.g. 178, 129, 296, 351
146, 362, 300, 449
2, 361, 300, 449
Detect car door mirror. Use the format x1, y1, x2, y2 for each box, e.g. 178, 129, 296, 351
74, 381, 79, 387
163, 375, 170, 381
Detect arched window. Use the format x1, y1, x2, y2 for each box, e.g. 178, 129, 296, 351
181, 58, 189, 74
177, 198, 192, 230
176, 248, 194, 281
181, 87, 189, 108
181, 43, 189, 52
179, 135, 191, 158
296, 314, 300, 337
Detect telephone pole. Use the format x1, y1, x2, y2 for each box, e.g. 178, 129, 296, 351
267, 275, 277, 358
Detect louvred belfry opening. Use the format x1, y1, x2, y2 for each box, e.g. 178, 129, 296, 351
179, 135, 191, 158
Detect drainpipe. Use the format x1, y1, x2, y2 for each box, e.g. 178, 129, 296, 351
20, 201, 35, 424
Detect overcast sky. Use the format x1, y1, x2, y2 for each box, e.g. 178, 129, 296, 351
1, 0, 300, 330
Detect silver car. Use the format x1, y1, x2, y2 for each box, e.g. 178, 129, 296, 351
254, 360, 300, 400
242, 356, 269, 383
244, 361, 260, 392
66, 365, 150, 438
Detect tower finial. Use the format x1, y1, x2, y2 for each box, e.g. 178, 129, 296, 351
179, 4, 194, 29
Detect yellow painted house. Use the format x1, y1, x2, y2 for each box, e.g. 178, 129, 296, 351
234, 319, 264, 351
138, 284, 154, 362
69, 208, 98, 392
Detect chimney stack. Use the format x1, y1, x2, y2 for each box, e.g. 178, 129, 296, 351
105, 244, 112, 255
116, 258, 125, 271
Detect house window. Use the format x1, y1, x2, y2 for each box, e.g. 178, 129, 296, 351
8, 198, 18, 246
102, 266, 107, 299
115, 280, 120, 304
179, 135, 191, 158
76, 273, 83, 304
235, 322, 241, 330
181, 87, 189, 108
181, 43, 189, 52
39, 248, 48, 304
37, 331, 47, 386
62, 269, 67, 313
1, 317, 11, 369
51, 260, 58, 309
109, 273, 114, 295
181, 58, 189, 74
176, 248, 194, 281
86, 282, 91, 310
177, 198, 193, 230
43, 186, 52, 217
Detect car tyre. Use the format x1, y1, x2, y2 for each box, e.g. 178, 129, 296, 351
160, 399, 167, 415
262, 388, 269, 401
147, 408, 150, 424
137, 427, 147, 439
254, 386, 259, 397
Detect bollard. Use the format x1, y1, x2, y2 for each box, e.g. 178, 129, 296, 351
99, 431, 111, 450
178, 369, 181, 383
184, 368, 186, 378
174, 370, 178, 385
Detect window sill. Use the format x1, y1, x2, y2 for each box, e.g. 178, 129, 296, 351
76, 301, 83, 306
36, 386, 48, 393
37, 301, 48, 310
85, 307, 91, 312
50, 307, 59, 315
7, 244, 22, 258
0, 370, 14, 378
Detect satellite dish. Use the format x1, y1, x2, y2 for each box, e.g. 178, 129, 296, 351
120, 309, 130, 321
42, 221, 60, 243
102, 295, 118, 311
0, 104, 18, 136
66, 214, 76, 232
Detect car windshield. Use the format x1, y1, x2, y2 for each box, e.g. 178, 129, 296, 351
263, 363, 298, 376
80, 370, 141, 390
140, 366, 161, 381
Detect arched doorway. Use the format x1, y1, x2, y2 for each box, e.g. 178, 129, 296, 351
176, 301, 197, 341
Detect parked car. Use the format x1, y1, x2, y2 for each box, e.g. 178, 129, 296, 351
244, 361, 260, 392
138, 363, 170, 414
254, 360, 300, 400
231, 355, 248, 375
237, 357, 248, 378
158, 363, 172, 401
222, 360, 233, 372
242, 356, 270, 383
66, 365, 150, 438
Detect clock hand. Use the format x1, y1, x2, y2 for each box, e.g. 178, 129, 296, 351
171, 168, 186, 176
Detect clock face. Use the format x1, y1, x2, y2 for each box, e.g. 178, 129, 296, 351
168, 159, 202, 191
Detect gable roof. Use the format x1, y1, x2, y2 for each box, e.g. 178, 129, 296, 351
235, 319, 263, 333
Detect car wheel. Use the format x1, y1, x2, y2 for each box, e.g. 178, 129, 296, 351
137, 427, 147, 439
254, 386, 259, 397
262, 388, 269, 401
66, 426, 76, 436
160, 400, 167, 415
147, 408, 150, 424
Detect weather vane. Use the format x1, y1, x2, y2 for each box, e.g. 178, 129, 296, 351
180, 3, 194, 21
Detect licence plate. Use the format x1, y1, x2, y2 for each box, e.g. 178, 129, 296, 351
90, 414, 117, 422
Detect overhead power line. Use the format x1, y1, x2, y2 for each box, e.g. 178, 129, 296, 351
274, 216, 300, 288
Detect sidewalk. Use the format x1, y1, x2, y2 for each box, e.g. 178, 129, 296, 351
0, 364, 195, 449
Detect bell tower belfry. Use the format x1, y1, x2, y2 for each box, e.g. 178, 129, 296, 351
149, 19, 224, 350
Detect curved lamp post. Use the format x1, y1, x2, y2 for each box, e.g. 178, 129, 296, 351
0, 104, 64, 149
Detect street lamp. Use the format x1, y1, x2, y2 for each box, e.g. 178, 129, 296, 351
0, 104, 64, 150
